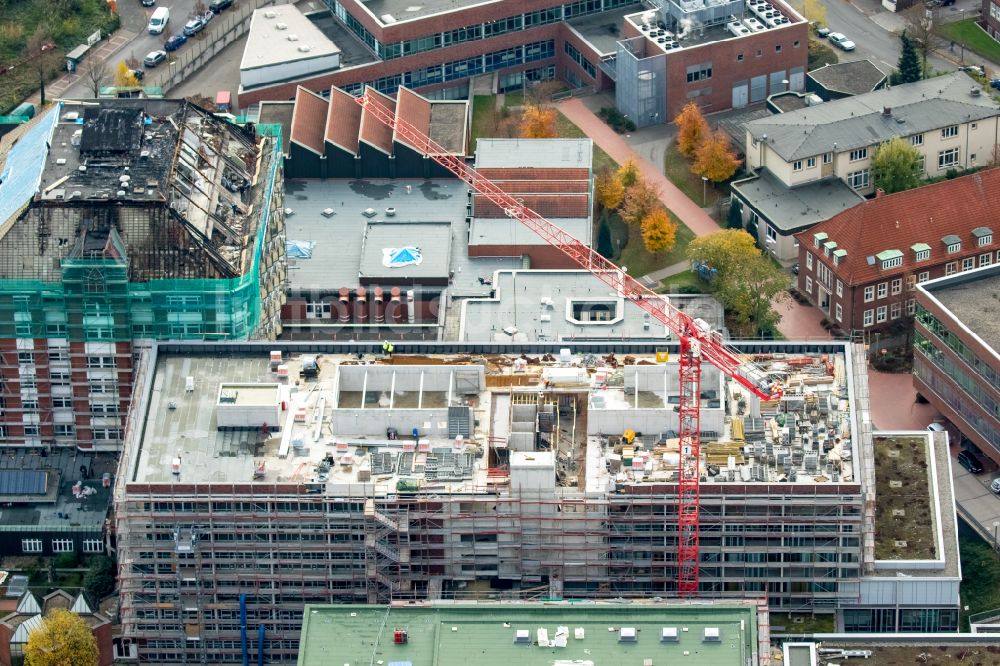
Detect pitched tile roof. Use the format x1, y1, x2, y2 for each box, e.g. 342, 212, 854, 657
479, 167, 592, 184
394, 86, 432, 153
359, 87, 396, 155
747, 72, 1000, 161
474, 194, 591, 219
289, 87, 328, 155
795, 168, 1000, 285
325, 86, 361, 155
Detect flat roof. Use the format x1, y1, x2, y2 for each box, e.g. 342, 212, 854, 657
567, 4, 644, 55
283, 178, 520, 294
128, 344, 866, 493
872, 435, 937, 560
807, 60, 887, 97
475, 138, 593, 170
469, 216, 591, 247
297, 601, 763, 666
358, 220, 453, 281
309, 12, 379, 68
0, 450, 113, 533
240, 4, 340, 72
358, 0, 493, 24
257, 101, 294, 156
459, 270, 724, 342
732, 170, 864, 234
921, 265, 1000, 353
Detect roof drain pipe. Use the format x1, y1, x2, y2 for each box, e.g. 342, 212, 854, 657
240, 592, 248, 666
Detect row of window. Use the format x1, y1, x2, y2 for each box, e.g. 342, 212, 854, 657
861, 300, 915, 327
338, 41, 557, 96
916, 306, 1000, 392
914, 358, 1000, 453
916, 332, 1000, 419
330, 0, 631, 61
22, 538, 103, 553
564, 42, 597, 79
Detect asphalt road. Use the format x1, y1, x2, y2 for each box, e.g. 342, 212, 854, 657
61, 0, 211, 98
818, 0, 959, 77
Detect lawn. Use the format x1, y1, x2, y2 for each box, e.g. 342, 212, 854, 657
959, 518, 1000, 629
470, 95, 494, 148
807, 38, 839, 70
663, 142, 726, 209
0, 0, 120, 113
601, 209, 695, 279
937, 19, 1000, 68
769, 612, 835, 634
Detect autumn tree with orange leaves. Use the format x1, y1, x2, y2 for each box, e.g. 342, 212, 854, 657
595, 168, 625, 211
641, 208, 678, 253
519, 105, 558, 138
693, 130, 740, 183
674, 102, 709, 158
620, 176, 660, 226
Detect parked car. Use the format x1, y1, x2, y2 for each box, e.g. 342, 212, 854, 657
828, 32, 856, 51
209, 0, 234, 11
141, 0, 156, 5
927, 422, 946, 432
791, 263, 800, 275
202, 9, 215, 23
143, 50, 167, 67
991, 477, 1000, 494
815, 25, 830, 37
990, 79, 1000, 91
130, 68, 144, 81
958, 450, 985, 474
960, 65, 984, 76
164, 33, 188, 51
183, 16, 207, 36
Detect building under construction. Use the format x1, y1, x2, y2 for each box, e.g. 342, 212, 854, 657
0, 99, 286, 451
115, 340, 959, 664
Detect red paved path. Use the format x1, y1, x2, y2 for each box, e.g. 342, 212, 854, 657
559, 98, 720, 237
770, 293, 831, 340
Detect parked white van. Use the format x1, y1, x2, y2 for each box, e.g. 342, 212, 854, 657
148, 7, 170, 34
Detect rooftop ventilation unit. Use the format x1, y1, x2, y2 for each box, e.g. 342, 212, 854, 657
619, 627, 637, 642
275, 22, 288, 30
264, 10, 277, 18
513, 629, 530, 644
287, 34, 299, 41
661, 627, 679, 642
298, 45, 312, 52
704, 627, 721, 642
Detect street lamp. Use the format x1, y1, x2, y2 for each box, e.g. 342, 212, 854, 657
701, 176, 708, 206
994, 521, 999, 551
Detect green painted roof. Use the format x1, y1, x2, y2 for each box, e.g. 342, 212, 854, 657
832, 248, 848, 258
911, 243, 930, 253
875, 249, 902, 260
297, 603, 760, 666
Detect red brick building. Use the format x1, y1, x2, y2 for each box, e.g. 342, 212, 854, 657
239, 0, 807, 129
0, 591, 113, 666
794, 168, 1000, 336
982, 0, 1000, 42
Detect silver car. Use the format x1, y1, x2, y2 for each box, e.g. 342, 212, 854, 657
828, 32, 856, 51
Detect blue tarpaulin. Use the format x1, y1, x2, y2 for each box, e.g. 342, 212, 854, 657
286, 240, 316, 259
0, 105, 59, 227
382, 246, 423, 267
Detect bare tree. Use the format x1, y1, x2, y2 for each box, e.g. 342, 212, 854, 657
24, 26, 54, 106
85, 60, 110, 98
902, 6, 939, 77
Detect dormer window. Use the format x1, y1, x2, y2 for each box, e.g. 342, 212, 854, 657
823, 240, 837, 257
942, 234, 961, 254
813, 232, 828, 249
833, 249, 847, 266
973, 226, 993, 247
911, 242, 930, 262
876, 249, 903, 270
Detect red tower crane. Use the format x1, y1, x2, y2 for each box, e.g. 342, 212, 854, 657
355, 90, 783, 596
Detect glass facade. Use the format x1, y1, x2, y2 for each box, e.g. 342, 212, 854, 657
844, 607, 959, 632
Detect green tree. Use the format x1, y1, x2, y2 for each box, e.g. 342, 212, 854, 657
727, 199, 744, 230
596, 216, 615, 259
687, 230, 785, 335
892, 32, 922, 84
24, 609, 99, 666
617, 159, 640, 188
83, 555, 116, 604
872, 136, 923, 194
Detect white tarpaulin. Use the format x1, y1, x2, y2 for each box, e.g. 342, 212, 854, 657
382, 246, 423, 268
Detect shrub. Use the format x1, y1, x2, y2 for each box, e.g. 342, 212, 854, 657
597, 107, 636, 133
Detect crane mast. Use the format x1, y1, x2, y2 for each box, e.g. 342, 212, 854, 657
355, 89, 782, 596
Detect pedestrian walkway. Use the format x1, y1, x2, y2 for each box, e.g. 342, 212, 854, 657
771, 292, 832, 340
558, 98, 720, 238
639, 260, 689, 287
26, 30, 137, 104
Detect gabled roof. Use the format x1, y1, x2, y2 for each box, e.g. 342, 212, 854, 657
807, 60, 887, 97
290, 87, 328, 155
325, 86, 361, 155
0, 105, 59, 228
359, 87, 396, 155
795, 168, 1000, 285
747, 72, 1000, 161
15, 592, 40, 615
10, 614, 43, 643
70, 593, 93, 615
